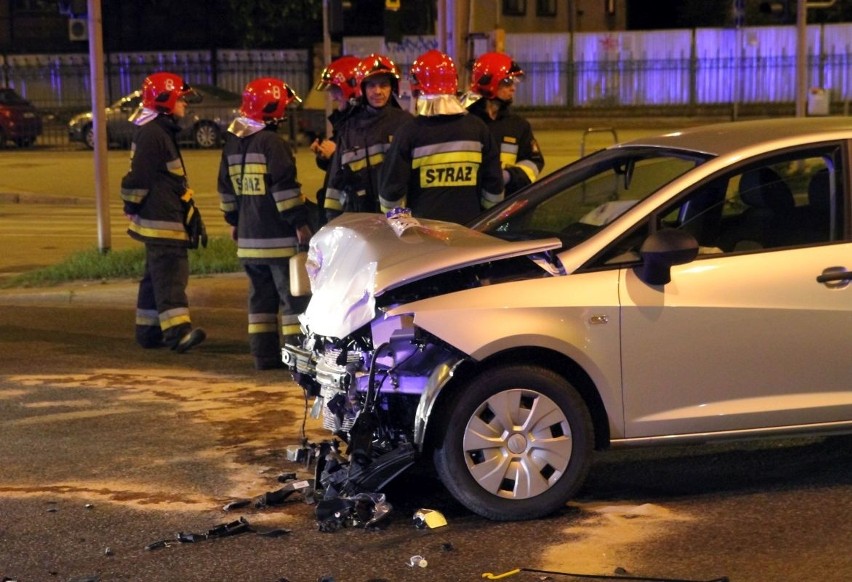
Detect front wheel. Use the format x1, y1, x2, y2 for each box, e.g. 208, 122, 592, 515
193, 122, 219, 148
433, 365, 593, 521
83, 124, 95, 149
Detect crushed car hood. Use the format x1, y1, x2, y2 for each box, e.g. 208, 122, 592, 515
303, 213, 561, 338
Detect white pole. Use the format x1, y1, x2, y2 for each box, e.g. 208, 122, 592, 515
88, 0, 110, 253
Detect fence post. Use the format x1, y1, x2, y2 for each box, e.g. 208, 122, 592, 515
689, 29, 697, 110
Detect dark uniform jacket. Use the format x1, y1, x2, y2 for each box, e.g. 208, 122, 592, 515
217, 126, 308, 264
468, 99, 544, 195
379, 113, 504, 224
323, 102, 412, 217
120, 115, 192, 246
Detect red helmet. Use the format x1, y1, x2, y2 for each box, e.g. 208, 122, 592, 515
470, 52, 524, 98
240, 77, 301, 123
140, 72, 196, 114
409, 50, 458, 96
315, 55, 361, 101
354, 53, 400, 96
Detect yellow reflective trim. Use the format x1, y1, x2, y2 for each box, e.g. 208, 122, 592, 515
237, 248, 297, 259
281, 323, 301, 336
128, 223, 188, 241
167, 159, 186, 176
228, 162, 267, 176
516, 163, 537, 183
276, 199, 302, 213
413, 150, 481, 168
121, 188, 147, 203
160, 313, 191, 330
348, 151, 385, 173
500, 151, 518, 166
248, 323, 278, 334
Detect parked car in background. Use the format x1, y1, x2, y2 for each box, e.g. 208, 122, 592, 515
0, 88, 43, 148
67, 84, 241, 149
284, 117, 852, 521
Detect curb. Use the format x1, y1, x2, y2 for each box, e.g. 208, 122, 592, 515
0, 191, 89, 205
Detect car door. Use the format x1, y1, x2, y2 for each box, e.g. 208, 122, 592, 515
615, 144, 852, 439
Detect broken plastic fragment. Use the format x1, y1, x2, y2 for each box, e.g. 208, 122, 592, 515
408, 555, 428, 568
144, 539, 169, 551
222, 499, 251, 511
254, 479, 315, 508
206, 516, 251, 538
412, 508, 447, 529
315, 492, 392, 531
176, 532, 207, 543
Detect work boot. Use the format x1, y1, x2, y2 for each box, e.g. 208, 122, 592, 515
174, 328, 206, 354
254, 355, 284, 370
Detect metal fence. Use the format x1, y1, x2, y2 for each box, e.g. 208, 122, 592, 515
3, 22, 852, 149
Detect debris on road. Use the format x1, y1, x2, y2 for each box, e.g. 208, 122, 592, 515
144, 516, 290, 551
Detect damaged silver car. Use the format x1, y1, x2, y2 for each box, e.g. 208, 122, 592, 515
284, 117, 852, 521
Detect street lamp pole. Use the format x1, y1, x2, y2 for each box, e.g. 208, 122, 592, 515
88, 0, 110, 253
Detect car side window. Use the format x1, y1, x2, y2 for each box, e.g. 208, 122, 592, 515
596, 145, 845, 266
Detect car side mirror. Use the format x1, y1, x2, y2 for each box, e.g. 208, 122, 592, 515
635, 228, 699, 285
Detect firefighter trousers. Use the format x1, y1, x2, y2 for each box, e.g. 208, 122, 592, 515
244, 262, 309, 359
135, 244, 192, 349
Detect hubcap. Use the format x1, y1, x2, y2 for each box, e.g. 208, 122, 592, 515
462, 389, 573, 500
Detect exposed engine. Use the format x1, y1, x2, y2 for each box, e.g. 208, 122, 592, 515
282, 253, 556, 498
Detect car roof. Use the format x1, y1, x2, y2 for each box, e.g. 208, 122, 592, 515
192, 84, 241, 101
617, 117, 852, 157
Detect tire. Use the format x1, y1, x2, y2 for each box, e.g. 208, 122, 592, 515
193, 122, 219, 148
84, 124, 95, 149
433, 365, 593, 521
15, 137, 35, 148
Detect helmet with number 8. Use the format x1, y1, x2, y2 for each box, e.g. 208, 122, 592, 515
470, 52, 524, 99
409, 49, 458, 97
354, 53, 401, 97
240, 77, 301, 124
141, 72, 196, 114
316, 55, 361, 101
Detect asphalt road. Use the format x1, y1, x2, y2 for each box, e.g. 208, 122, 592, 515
1, 278, 850, 582
1, 130, 851, 581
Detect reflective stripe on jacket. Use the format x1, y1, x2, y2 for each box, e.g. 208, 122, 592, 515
120, 115, 191, 246
217, 126, 307, 264
467, 99, 544, 195
379, 113, 504, 224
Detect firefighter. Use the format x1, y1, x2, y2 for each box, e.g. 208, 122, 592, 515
310, 55, 360, 228
464, 51, 544, 196
217, 77, 312, 370
323, 53, 412, 219
120, 71, 207, 353
379, 49, 504, 224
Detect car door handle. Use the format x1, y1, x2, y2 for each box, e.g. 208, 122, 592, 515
816, 266, 851, 288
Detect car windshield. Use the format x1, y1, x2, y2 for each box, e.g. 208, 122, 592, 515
0, 89, 29, 105
472, 146, 711, 247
